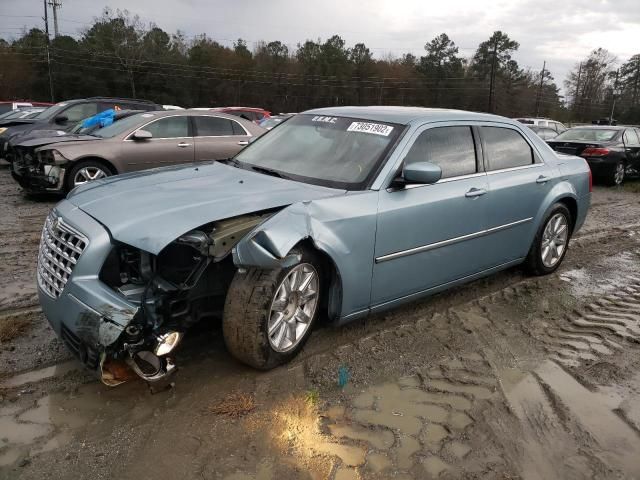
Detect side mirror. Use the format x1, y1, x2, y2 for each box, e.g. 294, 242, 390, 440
132, 129, 152, 140
402, 161, 442, 185
54, 114, 68, 124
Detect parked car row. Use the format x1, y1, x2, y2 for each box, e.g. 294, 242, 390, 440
2, 98, 271, 194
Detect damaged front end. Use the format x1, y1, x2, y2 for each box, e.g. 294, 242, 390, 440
11, 146, 67, 193
94, 213, 272, 386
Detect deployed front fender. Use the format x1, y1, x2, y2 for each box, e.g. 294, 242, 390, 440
232, 193, 379, 321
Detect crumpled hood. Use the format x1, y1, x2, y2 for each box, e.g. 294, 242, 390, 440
67, 162, 346, 254
17, 133, 97, 149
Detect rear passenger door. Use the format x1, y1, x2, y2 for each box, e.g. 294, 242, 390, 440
192, 115, 252, 161
623, 129, 640, 170
481, 125, 556, 264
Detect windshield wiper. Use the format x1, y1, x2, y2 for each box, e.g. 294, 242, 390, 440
247, 165, 290, 179
216, 158, 241, 168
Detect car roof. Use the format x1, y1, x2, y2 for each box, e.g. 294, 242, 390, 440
303, 106, 512, 126
569, 125, 626, 130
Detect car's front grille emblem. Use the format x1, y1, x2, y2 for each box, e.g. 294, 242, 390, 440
37, 212, 88, 298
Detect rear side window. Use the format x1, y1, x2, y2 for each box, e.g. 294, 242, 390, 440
194, 116, 234, 136
405, 126, 477, 179
623, 129, 640, 146
143, 116, 189, 138
482, 127, 533, 170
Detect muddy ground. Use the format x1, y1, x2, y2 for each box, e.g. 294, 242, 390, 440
1, 163, 640, 480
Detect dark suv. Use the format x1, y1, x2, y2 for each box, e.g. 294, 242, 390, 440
0, 97, 160, 161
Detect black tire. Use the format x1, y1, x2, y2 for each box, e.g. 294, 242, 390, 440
222, 248, 322, 369
525, 203, 572, 276
604, 160, 625, 186
65, 159, 112, 192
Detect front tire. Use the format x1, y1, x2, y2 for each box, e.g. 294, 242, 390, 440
525, 203, 572, 276
223, 248, 322, 369
66, 160, 111, 192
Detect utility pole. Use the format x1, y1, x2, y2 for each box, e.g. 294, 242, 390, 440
487, 41, 498, 113
574, 62, 582, 111
535, 60, 546, 117
48, 0, 62, 37
43, 0, 55, 102
609, 69, 619, 124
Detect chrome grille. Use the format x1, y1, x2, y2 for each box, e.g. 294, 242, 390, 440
37, 212, 88, 298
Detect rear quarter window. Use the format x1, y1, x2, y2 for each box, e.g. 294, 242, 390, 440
482, 126, 534, 170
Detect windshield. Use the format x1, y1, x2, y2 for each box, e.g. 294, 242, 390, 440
92, 112, 156, 138
555, 128, 619, 142
234, 114, 402, 189
33, 103, 66, 120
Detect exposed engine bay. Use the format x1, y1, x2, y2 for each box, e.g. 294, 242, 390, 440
98, 212, 275, 387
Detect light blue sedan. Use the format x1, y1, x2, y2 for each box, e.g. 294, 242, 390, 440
37, 107, 591, 384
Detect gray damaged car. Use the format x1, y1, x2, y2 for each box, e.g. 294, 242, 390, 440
37, 107, 591, 386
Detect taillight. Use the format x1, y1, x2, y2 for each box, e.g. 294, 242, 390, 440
581, 147, 609, 157
588, 165, 593, 192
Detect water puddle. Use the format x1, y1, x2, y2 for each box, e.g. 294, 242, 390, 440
1, 361, 80, 389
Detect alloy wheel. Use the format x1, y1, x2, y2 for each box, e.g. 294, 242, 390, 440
267, 263, 319, 353
541, 213, 569, 268
73, 166, 108, 187
614, 162, 625, 185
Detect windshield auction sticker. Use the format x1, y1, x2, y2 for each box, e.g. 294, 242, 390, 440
347, 122, 394, 136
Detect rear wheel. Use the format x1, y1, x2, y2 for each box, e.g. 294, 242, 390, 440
605, 160, 625, 186
223, 248, 322, 369
66, 160, 111, 191
525, 203, 572, 276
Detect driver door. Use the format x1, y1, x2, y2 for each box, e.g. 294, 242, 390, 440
371, 124, 491, 306
122, 115, 194, 172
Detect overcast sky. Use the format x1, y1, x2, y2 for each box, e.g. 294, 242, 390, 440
1, 0, 639, 96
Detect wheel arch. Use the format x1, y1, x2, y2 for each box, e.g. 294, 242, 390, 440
68, 156, 119, 175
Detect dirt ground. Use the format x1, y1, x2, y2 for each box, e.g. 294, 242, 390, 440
1, 163, 640, 480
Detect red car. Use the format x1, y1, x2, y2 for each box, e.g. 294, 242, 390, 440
212, 107, 271, 124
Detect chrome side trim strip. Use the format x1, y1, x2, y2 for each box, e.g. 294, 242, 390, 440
375, 217, 533, 263
486, 163, 543, 175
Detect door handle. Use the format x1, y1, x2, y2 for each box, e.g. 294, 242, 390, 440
465, 187, 487, 198
536, 175, 550, 184
237, 140, 249, 146
177, 142, 191, 148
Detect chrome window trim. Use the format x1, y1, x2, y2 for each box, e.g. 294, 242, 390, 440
123, 114, 192, 141
486, 163, 544, 175
375, 217, 533, 263
388, 171, 487, 192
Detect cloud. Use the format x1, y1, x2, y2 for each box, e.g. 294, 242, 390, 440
1, 0, 638, 90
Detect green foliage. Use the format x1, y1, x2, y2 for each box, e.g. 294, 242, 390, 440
0, 10, 636, 123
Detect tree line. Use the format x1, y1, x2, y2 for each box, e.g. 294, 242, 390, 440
0, 7, 638, 124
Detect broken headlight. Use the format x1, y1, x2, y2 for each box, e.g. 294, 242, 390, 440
38, 149, 68, 165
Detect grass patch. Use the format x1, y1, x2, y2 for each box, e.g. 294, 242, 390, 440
304, 389, 320, 406
622, 180, 640, 193
209, 392, 256, 418
0, 315, 31, 343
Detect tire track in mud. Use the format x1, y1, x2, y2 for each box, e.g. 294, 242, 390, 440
531, 276, 640, 368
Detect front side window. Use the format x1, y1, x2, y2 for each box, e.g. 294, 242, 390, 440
142, 116, 189, 139
482, 126, 533, 170
234, 114, 402, 189
404, 126, 477, 178
194, 116, 235, 136
62, 103, 99, 123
